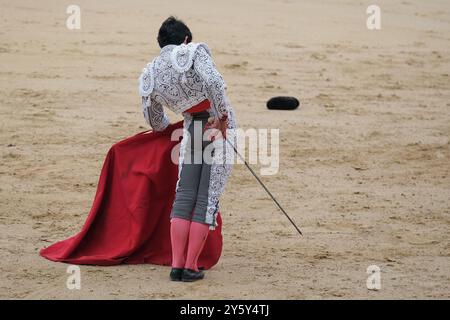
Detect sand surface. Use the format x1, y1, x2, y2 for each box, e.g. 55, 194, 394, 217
0, 0, 449, 299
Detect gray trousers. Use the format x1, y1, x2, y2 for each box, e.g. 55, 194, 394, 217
170, 111, 214, 225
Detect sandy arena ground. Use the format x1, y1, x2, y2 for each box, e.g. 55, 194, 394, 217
0, 0, 449, 299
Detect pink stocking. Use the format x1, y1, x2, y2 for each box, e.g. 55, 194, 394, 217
185, 222, 210, 271
170, 218, 191, 268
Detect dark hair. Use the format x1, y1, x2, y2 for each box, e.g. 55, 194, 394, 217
157, 16, 192, 48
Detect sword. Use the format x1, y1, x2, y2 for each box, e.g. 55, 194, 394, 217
224, 137, 303, 237
206, 113, 303, 237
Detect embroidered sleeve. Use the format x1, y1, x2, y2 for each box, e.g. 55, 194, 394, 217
193, 44, 230, 120
142, 96, 170, 131
139, 59, 169, 131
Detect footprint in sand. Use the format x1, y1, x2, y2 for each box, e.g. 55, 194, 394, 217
224, 61, 248, 70
310, 52, 327, 61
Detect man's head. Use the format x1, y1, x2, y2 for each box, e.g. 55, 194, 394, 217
157, 16, 192, 48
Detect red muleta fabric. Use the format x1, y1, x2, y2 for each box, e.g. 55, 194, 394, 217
40, 121, 223, 270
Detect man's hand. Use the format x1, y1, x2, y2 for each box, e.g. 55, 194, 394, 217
205, 116, 228, 141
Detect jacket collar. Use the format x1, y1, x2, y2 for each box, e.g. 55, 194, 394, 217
160, 44, 176, 54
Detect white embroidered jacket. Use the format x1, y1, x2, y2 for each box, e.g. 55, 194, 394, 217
138, 42, 234, 131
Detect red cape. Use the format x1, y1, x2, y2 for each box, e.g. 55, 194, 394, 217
40, 121, 223, 270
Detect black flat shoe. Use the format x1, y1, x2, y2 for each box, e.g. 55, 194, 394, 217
170, 268, 183, 281
181, 269, 205, 282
